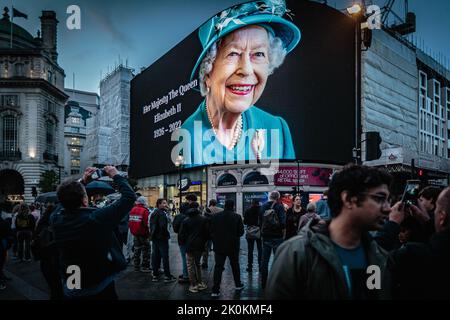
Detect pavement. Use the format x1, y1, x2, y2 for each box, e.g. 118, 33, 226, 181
0, 232, 269, 300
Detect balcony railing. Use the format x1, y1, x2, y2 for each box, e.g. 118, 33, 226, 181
0, 150, 21, 160
43, 151, 58, 163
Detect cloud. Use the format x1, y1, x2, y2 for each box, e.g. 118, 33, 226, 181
88, 8, 134, 49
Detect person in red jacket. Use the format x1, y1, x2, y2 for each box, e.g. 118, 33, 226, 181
128, 196, 151, 272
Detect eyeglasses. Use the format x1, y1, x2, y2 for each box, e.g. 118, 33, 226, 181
361, 193, 391, 205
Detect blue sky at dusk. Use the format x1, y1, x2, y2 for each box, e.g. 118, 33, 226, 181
2, 0, 449, 93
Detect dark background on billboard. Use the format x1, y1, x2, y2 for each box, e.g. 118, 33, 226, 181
130, 0, 356, 178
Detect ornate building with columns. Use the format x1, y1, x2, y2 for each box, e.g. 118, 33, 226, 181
0, 8, 67, 207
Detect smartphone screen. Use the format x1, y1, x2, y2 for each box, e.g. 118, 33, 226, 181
401, 180, 420, 206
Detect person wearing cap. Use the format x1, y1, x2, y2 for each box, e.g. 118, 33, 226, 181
128, 196, 152, 272
178, 0, 300, 167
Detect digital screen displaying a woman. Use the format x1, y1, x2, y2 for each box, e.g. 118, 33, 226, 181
178, 0, 301, 167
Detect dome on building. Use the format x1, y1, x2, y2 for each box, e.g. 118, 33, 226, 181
0, 9, 37, 49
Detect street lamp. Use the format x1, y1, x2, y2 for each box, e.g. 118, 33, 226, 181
175, 154, 184, 211
346, 4, 362, 15
347, 3, 364, 165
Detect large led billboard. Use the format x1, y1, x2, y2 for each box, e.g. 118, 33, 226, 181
130, 0, 356, 178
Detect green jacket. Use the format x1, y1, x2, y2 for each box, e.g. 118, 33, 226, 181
266, 221, 392, 300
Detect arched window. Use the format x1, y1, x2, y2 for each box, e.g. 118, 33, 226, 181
2, 115, 18, 155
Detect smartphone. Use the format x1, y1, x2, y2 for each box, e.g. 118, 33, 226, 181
90, 169, 106, 180
401, 180, 420, 207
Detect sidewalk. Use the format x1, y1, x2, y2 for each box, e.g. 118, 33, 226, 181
1, 234, 267, 300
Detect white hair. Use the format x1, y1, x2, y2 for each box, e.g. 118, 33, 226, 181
307, 202, 316, 213
198, 30, 287, 97
269, 190, 280, 201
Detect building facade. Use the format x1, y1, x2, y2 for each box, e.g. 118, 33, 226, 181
362, 28, 450, 191
63, 89, 99, 178
0, 9, 67, 207
85, 64, 133, 170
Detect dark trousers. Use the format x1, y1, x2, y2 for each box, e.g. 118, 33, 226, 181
246, 238, 262, 269
40, 257, 63, 300
261, 238, 284, 289
152, 239, 171, 277
17, 230, 32, 260
212, 252, 242, 293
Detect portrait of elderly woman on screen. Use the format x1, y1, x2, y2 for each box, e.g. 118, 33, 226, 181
177, 0, 301, 167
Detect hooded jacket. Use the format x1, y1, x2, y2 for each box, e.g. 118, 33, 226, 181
266, 220, 392, 300
128, 203, 149, 237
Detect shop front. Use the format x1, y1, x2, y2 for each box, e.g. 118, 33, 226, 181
208, 163, 341, 215
137, 167, 207, 211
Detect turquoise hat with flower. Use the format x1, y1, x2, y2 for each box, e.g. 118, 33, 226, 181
190, 0, 301, 81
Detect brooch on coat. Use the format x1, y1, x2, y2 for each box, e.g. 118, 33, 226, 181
251, 129, 266, 160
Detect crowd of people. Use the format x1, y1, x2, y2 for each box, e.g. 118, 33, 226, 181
1, 163, 449, 300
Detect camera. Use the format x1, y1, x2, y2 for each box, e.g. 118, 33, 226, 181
401, 180, 420, 207
90, 168, 107, 180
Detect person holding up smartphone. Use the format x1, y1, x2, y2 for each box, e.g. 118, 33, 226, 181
51, 166, 136, 300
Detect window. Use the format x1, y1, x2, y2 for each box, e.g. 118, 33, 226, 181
46, 121, 55, 154
70, 137, 81, 146
419, 71, 446, 157
71, 159, 80, 167
46, 100, 56, 114
2, 116, 18, 153
70, 148, 80, 157
71, 169, 80, 175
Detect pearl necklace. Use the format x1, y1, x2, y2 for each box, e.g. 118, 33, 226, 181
206, 104, 243, 150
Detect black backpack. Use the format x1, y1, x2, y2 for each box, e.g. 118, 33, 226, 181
261, 202, 281, 235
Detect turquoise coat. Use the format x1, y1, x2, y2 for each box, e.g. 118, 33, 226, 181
176, 100, 295, 167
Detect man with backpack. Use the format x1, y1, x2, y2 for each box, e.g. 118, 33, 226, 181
15, 204, 36, 262
128, 196, 151, 272
259, 191, 286, 289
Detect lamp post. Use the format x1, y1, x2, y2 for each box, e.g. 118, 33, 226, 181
347, 3, 363, 165
175, 154, 184, 212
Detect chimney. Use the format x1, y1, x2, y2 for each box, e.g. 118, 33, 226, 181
40, 11, 58, 62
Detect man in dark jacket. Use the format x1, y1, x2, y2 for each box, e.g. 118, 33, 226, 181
52, 166, 136, 300
210, 199, 244, 298
243, 199, 262, 272
259, 191, 286, 289
266, 164, 393, 300
201, 199, 222, 269
388, 187, 450, 299
173, 194, 197, 283
150, 198, 176, 283
178, 202, 210, 293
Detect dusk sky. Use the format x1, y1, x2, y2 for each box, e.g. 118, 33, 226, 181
2, 0, 449, 93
